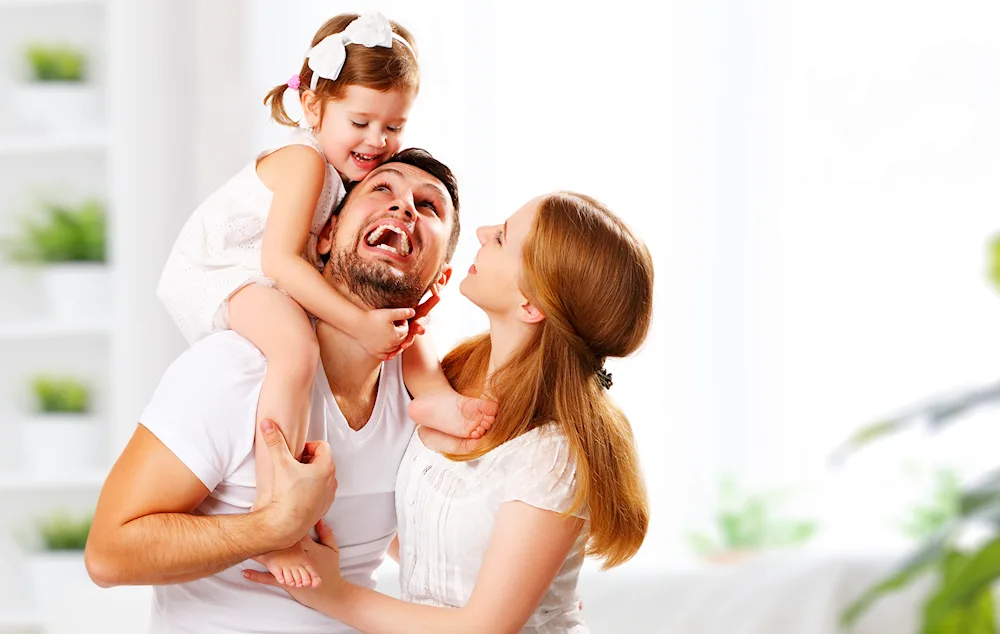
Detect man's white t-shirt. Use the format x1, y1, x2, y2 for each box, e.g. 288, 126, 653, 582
139, 331, 415, 634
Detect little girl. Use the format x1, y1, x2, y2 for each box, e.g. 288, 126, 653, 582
157, 12, 494, 590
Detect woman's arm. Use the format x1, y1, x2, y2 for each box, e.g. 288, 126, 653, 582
248, 503, 583, 634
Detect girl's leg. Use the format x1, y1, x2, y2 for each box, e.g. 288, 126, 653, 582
228, 284, 322, 588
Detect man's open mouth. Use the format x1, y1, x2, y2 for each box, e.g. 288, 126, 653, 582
364, 221, 412, 257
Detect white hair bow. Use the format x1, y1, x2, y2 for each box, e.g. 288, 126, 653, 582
306, 12, 412, 90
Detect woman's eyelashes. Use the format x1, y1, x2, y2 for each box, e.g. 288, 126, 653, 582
494, 229, 503, 245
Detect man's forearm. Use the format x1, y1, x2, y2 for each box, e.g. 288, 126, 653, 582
89, 509, 288, 587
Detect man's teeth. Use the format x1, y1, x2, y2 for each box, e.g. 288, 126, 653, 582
365, 224, 411, 256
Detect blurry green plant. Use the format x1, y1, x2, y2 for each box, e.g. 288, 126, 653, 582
25, 44, 86, 82
31, 376, 90, 414
897, 466, 962, 542
686, 476, 817, 558
837, 233, 1000, 633
2, 199, 106, 264
36, 512, 91, 551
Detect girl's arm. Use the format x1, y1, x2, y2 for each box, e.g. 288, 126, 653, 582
249, 503, 584, 634
259, 146, 367, 335
258, 146, 412, 356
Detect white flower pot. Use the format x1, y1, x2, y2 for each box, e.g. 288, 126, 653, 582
27, 551, 92, 611
13, 82, 101, 133
41, 263, 110, 322
21, 414, 101, 476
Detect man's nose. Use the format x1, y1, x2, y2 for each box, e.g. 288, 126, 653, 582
389, 201, 414, 220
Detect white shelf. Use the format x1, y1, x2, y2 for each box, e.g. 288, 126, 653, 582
0, 471, 106, 492
0, 611, 42, 631
0, 131, 108, 156
0, 321, 110, 340
0, 0, 103, 7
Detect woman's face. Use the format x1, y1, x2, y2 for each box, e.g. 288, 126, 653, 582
459, 197, 541, 318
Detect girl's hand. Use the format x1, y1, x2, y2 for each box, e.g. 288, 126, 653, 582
243, 520, 347, 610
395, 284, 442, 354
354, 307, 415, 359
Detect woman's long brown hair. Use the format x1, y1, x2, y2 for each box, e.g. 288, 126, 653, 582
442, 192, 654, 568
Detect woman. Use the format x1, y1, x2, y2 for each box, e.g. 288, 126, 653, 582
245, 191, 654, 633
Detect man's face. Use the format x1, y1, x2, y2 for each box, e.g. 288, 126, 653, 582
319, 162, 455, 309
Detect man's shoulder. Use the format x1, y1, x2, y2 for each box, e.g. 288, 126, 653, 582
169, 331, 268, 383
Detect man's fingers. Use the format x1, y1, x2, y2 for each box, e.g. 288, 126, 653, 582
315, 519, 338, 550
306, 440, 334, 472
259, 419, 292, 462
242, 569, 281, 588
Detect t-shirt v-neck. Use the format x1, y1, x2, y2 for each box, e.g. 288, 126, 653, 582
316, 361, 387, 448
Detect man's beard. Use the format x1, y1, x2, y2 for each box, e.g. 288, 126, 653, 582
329, 242, 429, 310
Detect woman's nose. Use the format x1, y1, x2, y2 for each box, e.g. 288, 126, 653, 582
476, 225, 491, 245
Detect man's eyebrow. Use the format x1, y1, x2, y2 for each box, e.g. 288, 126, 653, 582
370, 166, 450, 208
370, 167, 405, 180
415, 182, 448, 205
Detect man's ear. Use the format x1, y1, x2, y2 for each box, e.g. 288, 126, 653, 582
435, 265, 453, 290
518, 299, 545, 325
301, 90, 322, 128
316, 221, 334, 255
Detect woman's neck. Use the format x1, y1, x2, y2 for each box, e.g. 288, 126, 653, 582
485, 315, 534, 380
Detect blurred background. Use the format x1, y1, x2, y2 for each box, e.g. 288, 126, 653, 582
0, 0, 999, 632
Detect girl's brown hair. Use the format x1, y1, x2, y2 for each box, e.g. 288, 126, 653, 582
442, 192, 654, 569
264, 14, 419, 128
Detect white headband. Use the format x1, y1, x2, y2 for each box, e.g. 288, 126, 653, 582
306, 12, 413, 90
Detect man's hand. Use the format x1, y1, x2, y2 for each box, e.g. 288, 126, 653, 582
257, 418, 337, 548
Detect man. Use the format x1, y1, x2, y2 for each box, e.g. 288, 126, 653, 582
85, 149, 461, 634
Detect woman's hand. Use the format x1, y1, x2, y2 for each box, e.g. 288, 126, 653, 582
243, 519, 347, 610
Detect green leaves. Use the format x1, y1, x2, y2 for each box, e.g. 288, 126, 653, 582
37, 512, 91, 550
841, 528, 949, 628
921, 548, 998, 634
687, 477, 817, 557
840, 467, 1000, 630
31, 376, 90, 414
831, 381, 1000, 463
25, 44, 86, 82
3, 200, 106, 264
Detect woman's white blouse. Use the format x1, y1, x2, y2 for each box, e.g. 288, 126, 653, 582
395, 424, 590, 633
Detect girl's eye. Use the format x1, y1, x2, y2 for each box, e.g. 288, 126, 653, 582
387, 126, 401, 133
352, 121, 368, 129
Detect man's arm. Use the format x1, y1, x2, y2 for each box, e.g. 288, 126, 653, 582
86, 420, 336, 587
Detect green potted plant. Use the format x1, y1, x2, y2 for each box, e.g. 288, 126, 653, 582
26, 511, 94, 610
2, 199, 109, 321
14, 42, 100, 132
21, 376, 100, 476
686, 476, 818, 564
837, 233, 1000, 633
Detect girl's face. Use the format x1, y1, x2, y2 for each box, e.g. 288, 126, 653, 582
302, 85, 413, 182
460, 197, 541, 319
